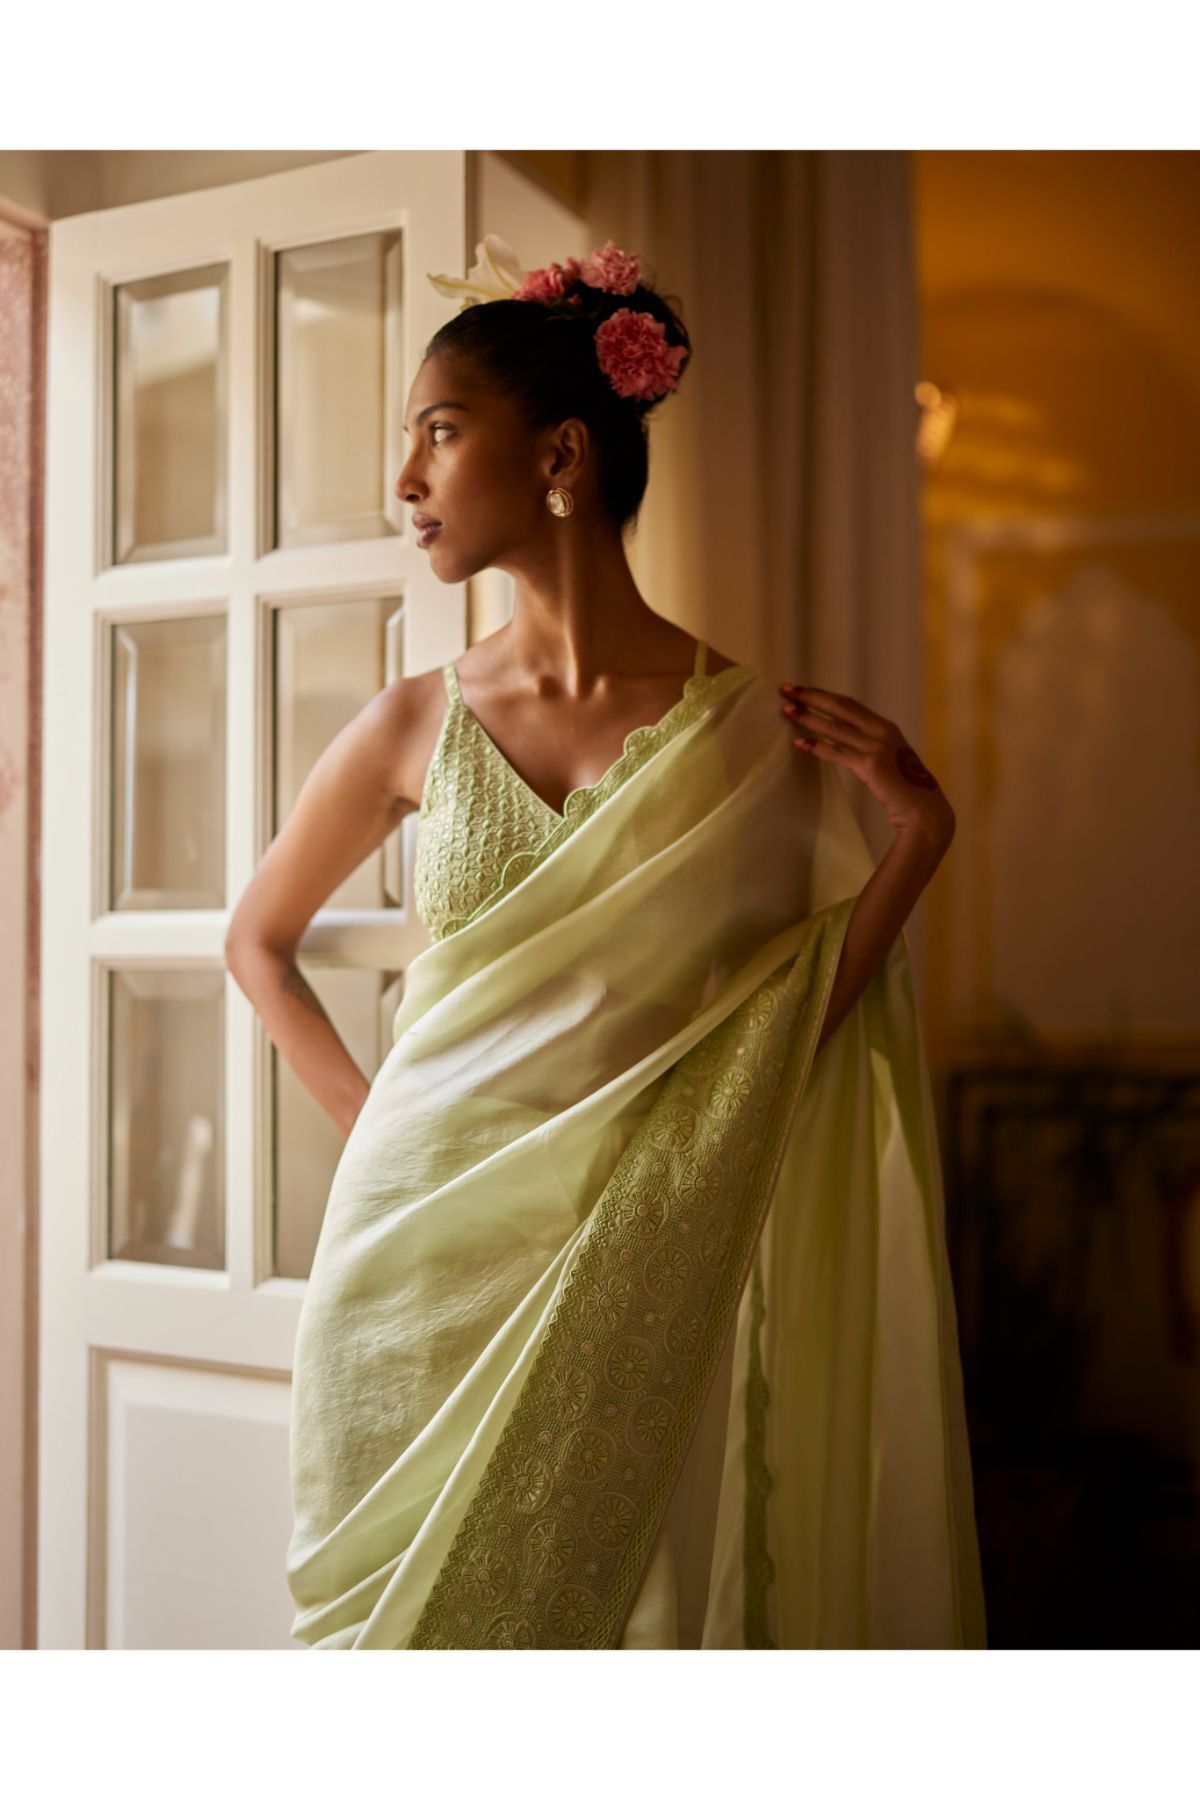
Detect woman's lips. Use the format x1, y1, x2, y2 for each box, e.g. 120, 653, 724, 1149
417, 522, 442, 548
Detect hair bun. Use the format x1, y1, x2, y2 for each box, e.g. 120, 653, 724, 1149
421, 238, 693, 532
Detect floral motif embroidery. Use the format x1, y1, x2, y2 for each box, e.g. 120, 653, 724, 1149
549, 1366, 594, 1421
664, 1310, 704, 1357
741, 986, 781, 1031
643, 1243, 690, 1297
588, 1491, 638, 1546
616, 1191, 668, 1236
466, 1549, 513, 1604
523, 1519, 575, 1578
675, 1157, 724, 1204
582, 1273, 634, 1330
500, 1456, 552, 1512
563, 1427, 616, 1482
485, 1613, 536, 1648
546, 1584, 600, 1642
604, 1337, 655, 1390
707, 1067, 754, 1118
627, 1396, 674, 1454
682, 1032, 727, 1078
646, 1103, 698, 1151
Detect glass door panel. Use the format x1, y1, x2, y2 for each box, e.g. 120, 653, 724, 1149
274, 231, 405, 547
108, 966, 225, 1270
113, 263, 229, 563
110, 613, 227, 910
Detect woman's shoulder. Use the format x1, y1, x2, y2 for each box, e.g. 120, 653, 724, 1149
369, 666, 454, 810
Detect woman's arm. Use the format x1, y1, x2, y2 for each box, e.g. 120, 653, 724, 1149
776, 679, 956, 1055
224, 682, 417, 1137
815, 817, 951, 1053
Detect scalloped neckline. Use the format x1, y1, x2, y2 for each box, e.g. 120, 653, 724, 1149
434, 657, 758, 939
454, 656, 730, 822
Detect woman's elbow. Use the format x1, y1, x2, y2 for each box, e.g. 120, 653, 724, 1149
223, 915, 251, 982
224, 904, 268, 980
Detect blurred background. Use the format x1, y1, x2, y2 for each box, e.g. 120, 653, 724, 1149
1, 148, 1197, 1649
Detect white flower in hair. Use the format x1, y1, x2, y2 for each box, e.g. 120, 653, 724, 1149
426, 234, 527, 311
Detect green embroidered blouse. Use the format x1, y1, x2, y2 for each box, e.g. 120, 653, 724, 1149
414, 638, 747, 941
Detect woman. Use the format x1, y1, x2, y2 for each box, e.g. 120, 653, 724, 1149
226, 236, 986, 1649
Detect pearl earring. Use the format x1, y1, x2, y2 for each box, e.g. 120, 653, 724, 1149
546, 486, 575, 517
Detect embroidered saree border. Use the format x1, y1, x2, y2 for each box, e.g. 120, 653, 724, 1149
407, 894, 854, 1649
743, 1248, 778, 1648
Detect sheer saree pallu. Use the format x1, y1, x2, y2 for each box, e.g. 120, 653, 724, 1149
285, 665, 987, 1649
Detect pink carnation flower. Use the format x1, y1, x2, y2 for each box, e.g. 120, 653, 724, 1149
512, 263, 570, 303
512, 255, 585, 304
594, 308, 686, 402
580, 240, 642, 295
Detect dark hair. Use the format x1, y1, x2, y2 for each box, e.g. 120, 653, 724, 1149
422, 268, 692, 536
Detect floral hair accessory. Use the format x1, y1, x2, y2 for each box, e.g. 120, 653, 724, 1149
512, 256, 583, 304
426, 233, 527, 307
593, 308, 686, 402
579, 240, 642, 295
427, 234, 684, 405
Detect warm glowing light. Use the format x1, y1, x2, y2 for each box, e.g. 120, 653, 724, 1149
915, 378, 959, 466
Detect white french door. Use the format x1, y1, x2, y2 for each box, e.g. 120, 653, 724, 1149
39, 150, 467, 1647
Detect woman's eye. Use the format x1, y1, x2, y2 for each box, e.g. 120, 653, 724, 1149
430, 422, 454, 442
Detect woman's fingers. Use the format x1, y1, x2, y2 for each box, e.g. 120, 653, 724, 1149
779, 694, 875, 751
778, 680, 890, 740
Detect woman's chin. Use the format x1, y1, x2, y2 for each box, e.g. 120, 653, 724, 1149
430, 545, 484, 586
424, 538, 454, 576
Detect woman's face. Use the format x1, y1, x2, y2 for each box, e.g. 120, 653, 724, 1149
396, 351, 571, 584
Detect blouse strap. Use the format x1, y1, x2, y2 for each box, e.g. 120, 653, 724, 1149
693, 638, 708, 679
443, 660, 461, 703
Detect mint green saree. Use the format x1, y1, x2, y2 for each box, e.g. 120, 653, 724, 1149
285, 663, 987, 1649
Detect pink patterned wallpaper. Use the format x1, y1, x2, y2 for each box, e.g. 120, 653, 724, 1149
0, 216, 46, 1649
